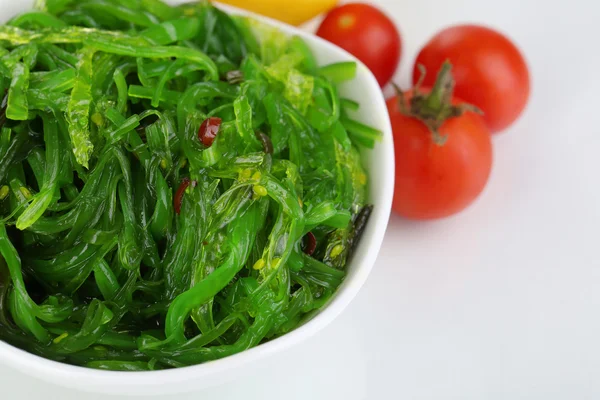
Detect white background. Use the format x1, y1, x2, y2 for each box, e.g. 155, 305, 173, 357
2, 0, 600, 398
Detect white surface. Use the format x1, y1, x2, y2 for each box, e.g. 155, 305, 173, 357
2, 0, 600, 398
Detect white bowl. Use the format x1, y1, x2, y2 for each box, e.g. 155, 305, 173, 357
0, 1, 394, 395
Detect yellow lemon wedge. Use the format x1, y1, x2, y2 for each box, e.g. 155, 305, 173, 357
218, 0, 338, 26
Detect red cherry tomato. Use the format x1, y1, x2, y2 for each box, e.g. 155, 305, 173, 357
317, 3, 401, 87
388, 64, 493, 219
413, 25, 530, 133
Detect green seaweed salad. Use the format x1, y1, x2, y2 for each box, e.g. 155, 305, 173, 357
0, 0, 381, 370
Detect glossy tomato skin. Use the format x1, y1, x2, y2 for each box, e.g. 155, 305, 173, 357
317, 3, 401, 87
387, 94, 493, 220
413, 25, 530, 133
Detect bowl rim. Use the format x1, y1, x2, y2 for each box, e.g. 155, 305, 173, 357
0, 1, 395, 390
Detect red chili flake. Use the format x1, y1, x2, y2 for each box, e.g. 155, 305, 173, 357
198, 117, 222, 147
174, 177, 191, 215
302, 232, 317, 256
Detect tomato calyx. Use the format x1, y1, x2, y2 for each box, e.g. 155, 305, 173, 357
393, 61, 482, 145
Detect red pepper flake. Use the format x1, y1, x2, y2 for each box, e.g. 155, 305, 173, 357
302, 232, 317, 256
174, 177, 191, 214
198, 117, 222, 147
